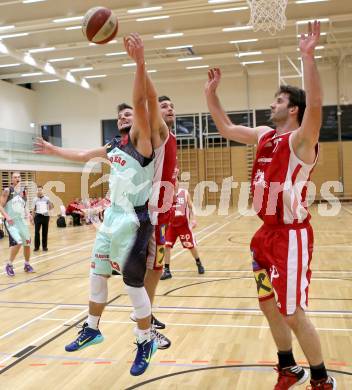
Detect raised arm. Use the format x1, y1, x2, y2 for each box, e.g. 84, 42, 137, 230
146, 73, 168, 147
292, 21, 322, 159
33, 137, 107, 162
124, 33, 152, 158
205, 68, 270, 144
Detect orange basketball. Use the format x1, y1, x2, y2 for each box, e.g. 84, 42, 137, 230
82, 7, 118, 44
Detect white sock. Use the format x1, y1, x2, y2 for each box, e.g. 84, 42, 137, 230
7, 261, 13, 266
24, 261, 30, 265
134, 327, 151, 343
87, 314, 100, 330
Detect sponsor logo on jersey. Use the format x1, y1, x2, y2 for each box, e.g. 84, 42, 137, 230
109, 155, 126, 167
95, 254, 110, 260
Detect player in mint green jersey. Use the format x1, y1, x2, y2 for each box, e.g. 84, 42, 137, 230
0, 172, 34, 276
34, 33, 157, 376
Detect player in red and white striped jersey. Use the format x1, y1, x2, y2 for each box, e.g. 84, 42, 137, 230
205, 21, 336, 390
161, 176, 204, 280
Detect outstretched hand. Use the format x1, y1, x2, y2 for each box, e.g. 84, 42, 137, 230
33, 137, 55, 155
299, 20, 321, 57
124, 33, 145, 65
204, 67, 221, 96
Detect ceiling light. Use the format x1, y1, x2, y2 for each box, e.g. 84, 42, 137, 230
186, 65, 209, 69
39, 79, 60, 83
81, 79, 90, 89
66, 72, 76, 83
236, 51, 262, 57
0, 25, 15, 31
166, 45, 193, 50
108, 40, 117, 44
213, 7, 249, 13
147, 70, 157, 73
154, 32, 184, 39
85, 74, 107, 79
122, 63, 137, 67
65, 26, 81, 30
28, 47, 55, 53
296, 18, 329, 25
53, 16, 83, 23
21, 72, 43, 77
23, 0, 47, 3
298, 56, 323, 59
44, 62, 56, 74
177, 56, 203, 62
297, 32, 326, 37
70, 67, 93, 72
223, 26, 253, 32
105, 51, 127, 56
137, 15, 170, 22
0, 42, 8, 53
0, 32, 29, 39
295, 0, 328, 3
230, 39, 258, 44
128, 6, 163, 14
208, 0, 235, 3
241, 60, 265, 65
48, 57, 74, 62
23, 53, 36, 66
0, 63, 20, 68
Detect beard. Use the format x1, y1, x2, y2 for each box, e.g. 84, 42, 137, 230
119, 125, 132, 134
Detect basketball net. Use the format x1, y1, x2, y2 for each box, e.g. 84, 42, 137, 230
246, 0, 288, 35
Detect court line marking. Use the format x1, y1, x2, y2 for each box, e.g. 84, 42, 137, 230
37, 318, 352, 333
170, 269, 352, 274
0, 243, 92, 276
126, 364, 352, 389
0, 257, 89, 293
160, 276, 350, 282
342, 206, 352, 216
0, 306, 88, 366
57, 303, 352, 316
0, 306, 59, 341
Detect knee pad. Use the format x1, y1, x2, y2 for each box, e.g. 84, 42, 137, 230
89, 273, 108, 304
125, 285, 151, 319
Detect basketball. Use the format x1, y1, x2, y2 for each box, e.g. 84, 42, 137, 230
82, 7, 118, 44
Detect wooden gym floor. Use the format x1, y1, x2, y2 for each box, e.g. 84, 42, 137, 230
0, 204, 351, 389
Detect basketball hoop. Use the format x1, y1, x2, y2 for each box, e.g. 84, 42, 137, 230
246, 0, 288, 35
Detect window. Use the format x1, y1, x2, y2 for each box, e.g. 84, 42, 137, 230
41, 124, 62, 147
102, 119, 120, 146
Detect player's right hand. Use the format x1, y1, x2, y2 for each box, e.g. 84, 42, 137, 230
6, 217, 14, 226
124, 33, 145, 65
33, 137, 55, 155
205, 68, 221, 96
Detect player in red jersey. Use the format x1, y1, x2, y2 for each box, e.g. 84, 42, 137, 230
205, 21, 336, 390
161, 176, 204, 280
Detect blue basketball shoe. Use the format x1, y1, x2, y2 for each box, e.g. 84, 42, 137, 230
65, 322, 104, 352
130, 338, 158, 376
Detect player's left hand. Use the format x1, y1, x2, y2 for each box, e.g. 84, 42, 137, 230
299, 20, 320, 57
124, 33, 145, 65
205, 68, 221, 96
191, 220, 197, 229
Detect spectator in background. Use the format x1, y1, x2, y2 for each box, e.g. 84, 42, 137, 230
32, 185, 54, 252
66, 198, 84, 226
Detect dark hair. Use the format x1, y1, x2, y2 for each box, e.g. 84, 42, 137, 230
37, 185, 43, 189
276, 85, 306, 125
158, 95, 172, 103
117, 103, 132, 114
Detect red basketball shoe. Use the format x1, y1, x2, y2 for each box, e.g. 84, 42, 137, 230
274, 365, 309, 389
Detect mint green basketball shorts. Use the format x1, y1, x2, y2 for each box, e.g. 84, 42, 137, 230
5, 218, 31, 247
90, 204, 153, 287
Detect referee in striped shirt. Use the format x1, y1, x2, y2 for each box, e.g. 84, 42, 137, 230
32, 186, 53, 251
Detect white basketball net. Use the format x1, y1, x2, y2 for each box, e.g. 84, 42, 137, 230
246, 0, 288, 35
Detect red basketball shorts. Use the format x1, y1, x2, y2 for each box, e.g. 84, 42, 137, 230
165, 223, 197, 249
250, 223, 314, 315
146, 224, 167, 271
